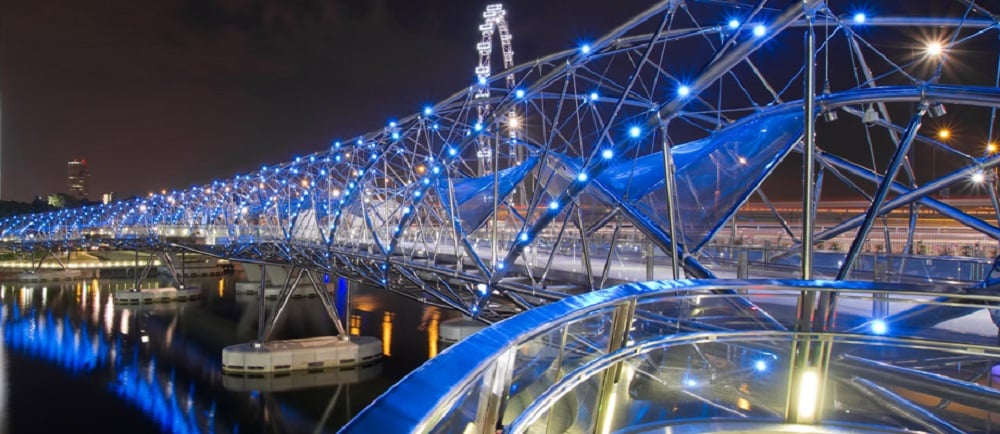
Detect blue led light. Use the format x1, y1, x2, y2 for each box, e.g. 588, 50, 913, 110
474, 122, 483, 132
391, 131, 400, 140
602, 149, 614, 159
549, 200, 559, 210
478, 76, 487, 85
519, 232, 529, 242
590, 91, 599, 101
448, 147, 458, 157
728, 19, 740, 29
432, 166, 441, 174
515, 89, 525, 98
414, 190, 422, 197
853, 13, 866, 24
389, 121, 397, 128
496, 262, 505, 270
580, 43, 591, 54
678, 85, 691, 97
577, 172, 588, 182
629, 126, 641, 138
871, 319, 888, 335
754, 360, 767, 372
423, 106, 433, 115
753, 24, 766, 37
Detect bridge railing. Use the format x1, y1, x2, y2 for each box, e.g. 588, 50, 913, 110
341, 279, 1000, 434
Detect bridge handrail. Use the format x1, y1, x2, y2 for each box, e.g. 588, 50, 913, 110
340, 278, 1000, 434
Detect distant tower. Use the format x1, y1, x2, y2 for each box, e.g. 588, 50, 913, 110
66, 159, 90, 201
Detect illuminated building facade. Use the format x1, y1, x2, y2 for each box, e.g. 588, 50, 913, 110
66, 159, 90, 201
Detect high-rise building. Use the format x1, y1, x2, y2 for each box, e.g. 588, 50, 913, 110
67, 159, 90, 201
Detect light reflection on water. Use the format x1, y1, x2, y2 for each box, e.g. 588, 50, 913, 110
0, 276, 459, 433
1, 303, 7, 434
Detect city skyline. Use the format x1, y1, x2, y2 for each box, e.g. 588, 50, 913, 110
0, 0, 645, 202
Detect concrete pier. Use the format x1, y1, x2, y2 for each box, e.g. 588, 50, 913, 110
221, 335, 382, 374
113, 286, 201, 304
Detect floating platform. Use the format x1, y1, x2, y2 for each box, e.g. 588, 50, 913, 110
234, 281, 317, 298
221, 336, 382, 374
113, 287, 202, 304
439, 318, 486, 346
222, 362, 382, 392
17, 269, 85, 282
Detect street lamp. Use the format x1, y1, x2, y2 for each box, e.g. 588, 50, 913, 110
925, 41, 944, 57
938, 128, 951, 140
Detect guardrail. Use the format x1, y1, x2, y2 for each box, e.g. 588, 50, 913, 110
342, 279, 1000, 434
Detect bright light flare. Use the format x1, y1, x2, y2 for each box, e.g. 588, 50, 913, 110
937, 128, 950, 140
870, 319, 888, 335
972, 171, 986, 184
925, 41, 944, 57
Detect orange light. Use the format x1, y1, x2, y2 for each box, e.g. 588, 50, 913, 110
988, 142, 998, 154
938, 129, 950, 140
416, 164, 427, 175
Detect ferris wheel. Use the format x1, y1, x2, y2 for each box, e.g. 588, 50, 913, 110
474, 3, 517, 176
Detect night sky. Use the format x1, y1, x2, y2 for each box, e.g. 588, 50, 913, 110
1, 0, 649, 202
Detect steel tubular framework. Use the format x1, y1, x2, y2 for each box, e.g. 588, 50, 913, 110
1, 1, 1000, 325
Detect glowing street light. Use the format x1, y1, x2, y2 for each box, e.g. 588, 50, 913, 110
937, 128, 950, 140
925, 41, 944, 57
987, 142, 998, 154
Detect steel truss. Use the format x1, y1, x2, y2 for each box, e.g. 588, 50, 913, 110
0, 1, 998, 326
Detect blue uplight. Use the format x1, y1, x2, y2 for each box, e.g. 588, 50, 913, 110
871, 319, 888, 335
474, 122, 483, 132
678, 85, 691, 97
853, 13, 866, 24
448, 147, 458, 157
590, 91, 599, 101
391, 131, 400, 140
754, 360, 768, 372
753, 24, 766, 37
478, 76, 487, 85
549, 200, 560, 210
728, 19, 740, 29
580, 43, 591, 54
629, 126, 642, 138
519, 233, 529, 242
423, 106, 433, 115
496, 262, 505, 270
577, 172, 588, 182
515, 89, 525, 98
601, 149, 614, 159
389, 121, 397, 128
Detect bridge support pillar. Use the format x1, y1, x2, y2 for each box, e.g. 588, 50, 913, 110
223, 269, 381, 374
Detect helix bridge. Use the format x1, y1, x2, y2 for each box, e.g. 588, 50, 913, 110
3, 1, 1000, 432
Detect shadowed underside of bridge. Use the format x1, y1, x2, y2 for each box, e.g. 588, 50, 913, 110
2, 0, 1000, 328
